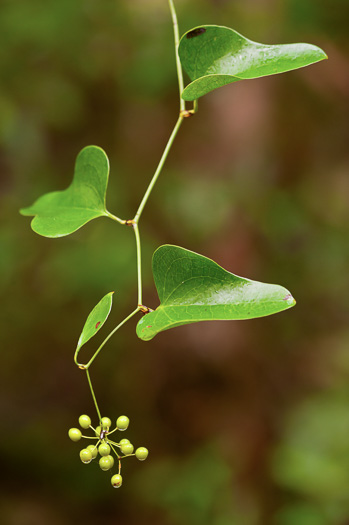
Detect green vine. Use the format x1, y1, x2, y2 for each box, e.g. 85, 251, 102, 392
20, 1, 326, 489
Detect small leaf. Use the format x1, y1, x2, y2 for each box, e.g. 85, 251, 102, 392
178, 25, 327, 100
136, 245, 295, 341
20, 145, 110, 237
76, 292, 114, 353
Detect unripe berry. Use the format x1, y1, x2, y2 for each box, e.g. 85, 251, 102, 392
106, 454, 114, 468
121, 442, 134, 455
95, 426, 101, 437
68, 428, 82, 442
135, 447, 149, 461
119, 439, 130, 446
86, 444, 98, 459
80, 448, 93, 464
78, 414, 91, 429
111, 474, 122, 488
99, 455, 113, 471
101, 417, 112, 430
116, 416, 129, 431
98, 443, 111, 456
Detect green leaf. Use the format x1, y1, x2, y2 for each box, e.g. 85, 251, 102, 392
76, 292, 114, 353
20, 145, 110, 237
178, 25, 327, 100
136, 245, 295, 341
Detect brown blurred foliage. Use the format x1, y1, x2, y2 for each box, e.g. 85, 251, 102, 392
0, 1, 349, 524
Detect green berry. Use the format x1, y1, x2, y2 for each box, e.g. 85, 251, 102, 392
135, 447, 149, 461
106, 454, 114, 468
80, 448, 93, 464
78, 414, 91, 429
119, 439, 130, 446
98, 443, 111, 456
99, 455, 113, 471
68, 428, 82, 442
121, 442, 134, 455
111, 474, 123, 488
95, 426, 101, 437
101, 417, 112, 430
116, 416, 129, 431
86, 444, 98, 459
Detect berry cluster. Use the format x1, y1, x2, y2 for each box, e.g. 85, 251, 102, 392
68, 414, 148, 488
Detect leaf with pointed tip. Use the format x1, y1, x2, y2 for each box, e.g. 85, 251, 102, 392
136, 245, 295, 341
178, 25, 327, 100
20, 146, 110, 238
76, 292, 114, 354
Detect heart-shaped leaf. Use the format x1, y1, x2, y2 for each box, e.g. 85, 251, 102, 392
136, 245, 295, 341
20, 145, 110, 237
178, 25, 327, 100
76, 292, 114, 355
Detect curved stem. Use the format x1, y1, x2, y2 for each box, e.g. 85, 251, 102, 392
133, 223, 143, 305
86, 369, 102, 422
75, 308, 141, 369
133, 115, 183, 223
168, 0, 185, 112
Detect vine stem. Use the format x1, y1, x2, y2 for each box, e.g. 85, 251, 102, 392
133, 115, 184, 224
85, 369, 102, 422
133, 223, 143, 305
168, 0, 185, 112
75, 1, 192, 414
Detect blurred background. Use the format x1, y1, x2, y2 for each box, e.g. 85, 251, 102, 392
1, 0, 349, 523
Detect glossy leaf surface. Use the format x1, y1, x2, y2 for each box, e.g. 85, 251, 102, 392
179, 25, 327, 100
20, 146, 110, 237
76, 292, 114, 353
136, 245, 295, 341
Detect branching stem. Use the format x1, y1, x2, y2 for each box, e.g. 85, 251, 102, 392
77, 0, 194, 419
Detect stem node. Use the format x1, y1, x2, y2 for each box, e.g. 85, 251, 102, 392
180, 109, 195, 118
138, 305, 154, 314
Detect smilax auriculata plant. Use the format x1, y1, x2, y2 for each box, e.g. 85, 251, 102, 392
21, 1, 326, 488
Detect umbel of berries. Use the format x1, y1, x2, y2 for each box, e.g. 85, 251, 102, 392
68, 414, 149, 488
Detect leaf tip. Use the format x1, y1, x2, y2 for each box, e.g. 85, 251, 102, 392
19, 206, 33, 217
283, 293, 296, 308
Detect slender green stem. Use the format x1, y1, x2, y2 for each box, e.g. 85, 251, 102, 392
133, 223, 143, 305
133, 115, 183, 223
168, 0, 185, 112
106, 427, 118, 437
105, 211, 127, 225
107, 439, 120, 447
81, 307, 141, 369
86, 369, 102, 422
109, 442, 121, 460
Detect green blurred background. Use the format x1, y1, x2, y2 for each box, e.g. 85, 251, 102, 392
1, 0, 349, 523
